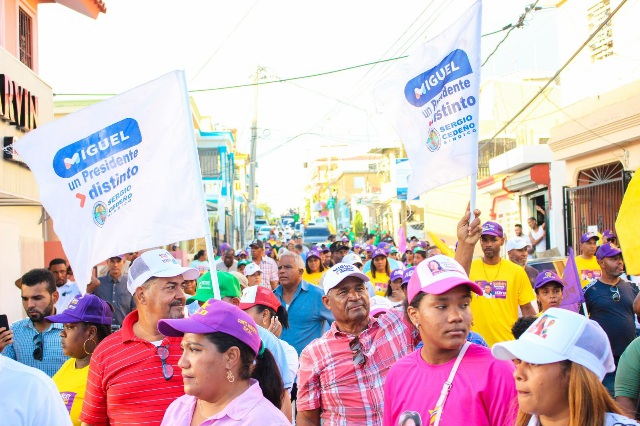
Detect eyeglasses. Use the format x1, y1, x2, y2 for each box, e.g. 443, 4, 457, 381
157, 345, 174, 381
611, 286, 621, 303
33, 333, 43, 361
350, 337, 366, 367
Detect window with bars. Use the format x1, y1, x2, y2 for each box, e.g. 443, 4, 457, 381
588, 0, 614, 62
19, 8, 33, 69
198, 148, 220, 177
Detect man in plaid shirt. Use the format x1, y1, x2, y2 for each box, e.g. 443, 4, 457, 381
296, 208, 482, 426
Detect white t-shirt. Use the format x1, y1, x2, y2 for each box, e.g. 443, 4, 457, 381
0, 356, 72, 426
527, 412, 640, 425
279, 338, 299, 391
55, 281, 81, 312
530, 226, 546, 253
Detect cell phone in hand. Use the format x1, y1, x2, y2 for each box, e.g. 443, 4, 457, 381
0, 314, 9, 331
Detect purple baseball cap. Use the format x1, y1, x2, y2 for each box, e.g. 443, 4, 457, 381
342, 236, 350, 243
603, 230, 616, 240
402, 267, 415, 284
372, 248, 388, 259
581, 232, 599, 243
534, 270, 565, 290
365, 244, 374, 253
354, 243, 361, 249
45, 294, 112, 326
481, 221, 504, 238
219, 242, 232, 253
407, 255, 482, 304
307, 250, 322, 260
596, 243, 622, 260
418, 241, 428, 249
377, 242, 391, 251
158, 299, 261, 356
390, 269, 404, 282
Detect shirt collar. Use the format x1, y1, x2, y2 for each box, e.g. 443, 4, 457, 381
220, 379, 263, 421
331, 317, 379, 338
26, 319, 62, 333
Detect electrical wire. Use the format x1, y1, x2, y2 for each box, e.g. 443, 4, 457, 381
480, 0, 630, 151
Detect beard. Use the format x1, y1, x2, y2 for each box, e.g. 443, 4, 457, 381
167, 301, 185, 319
28, 299, 55, 323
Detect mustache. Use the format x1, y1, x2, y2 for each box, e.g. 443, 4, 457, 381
169, 300, 184, 307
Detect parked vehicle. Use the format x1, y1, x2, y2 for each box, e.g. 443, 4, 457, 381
303, 226, 331, 248
256, 225, 272, 241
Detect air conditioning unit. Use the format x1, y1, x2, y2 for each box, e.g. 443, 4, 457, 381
368, 163, 378, 172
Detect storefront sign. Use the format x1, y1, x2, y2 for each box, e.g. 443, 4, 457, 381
0, 74, 39, 132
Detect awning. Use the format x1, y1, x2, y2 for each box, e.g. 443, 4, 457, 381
0, 189, 41, 207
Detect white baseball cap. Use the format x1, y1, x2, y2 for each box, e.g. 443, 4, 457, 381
342, 252, 363, 266
407, 255, 482, 304
322, 262, 369, 294
127, 249, 199, 295
505, 237, 531, 252
369, 295, 394, 318
492, 307, 615, 381
243, 263, 262, 277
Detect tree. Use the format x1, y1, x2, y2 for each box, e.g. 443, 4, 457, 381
257, 203, 273, 221
352, 211, 364, 238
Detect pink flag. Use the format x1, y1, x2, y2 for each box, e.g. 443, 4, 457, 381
398, 227, 407, 253
560, 247, 585, 312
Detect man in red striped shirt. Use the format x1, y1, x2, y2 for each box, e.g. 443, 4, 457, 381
80, 249, 200, 426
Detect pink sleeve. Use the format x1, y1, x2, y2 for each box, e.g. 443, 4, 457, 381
383, 364, 400, 426
484, 359, 518, 426
296, 347, 321, 411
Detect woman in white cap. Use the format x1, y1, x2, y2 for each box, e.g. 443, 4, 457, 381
383, 255, 517, 426
492, 307, 639, 426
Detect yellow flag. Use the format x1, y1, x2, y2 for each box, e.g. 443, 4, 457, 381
616, 172, 640, 275
427, 231, 456, 258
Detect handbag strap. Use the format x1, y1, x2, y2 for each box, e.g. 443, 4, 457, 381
433, 341, 471, 426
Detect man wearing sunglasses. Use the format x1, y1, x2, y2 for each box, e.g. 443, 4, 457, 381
296, 207, 482, 426
1, 268, 67, 377
80, 249, 199, 426
583, 242, 640, 397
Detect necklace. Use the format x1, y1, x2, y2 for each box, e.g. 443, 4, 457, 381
197, 399, 212, 420
481, 258, 502, 283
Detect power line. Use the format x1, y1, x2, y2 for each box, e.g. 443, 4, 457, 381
482, 0, 542, 67
189, 0, 261, 84
481, 0, 630, 151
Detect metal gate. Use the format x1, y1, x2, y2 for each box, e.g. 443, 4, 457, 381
563, 162, 631, 250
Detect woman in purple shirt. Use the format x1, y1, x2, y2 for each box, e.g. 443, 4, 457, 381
158, 299, 290, 426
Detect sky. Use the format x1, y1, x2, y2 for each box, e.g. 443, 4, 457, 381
38, 0, 558, 215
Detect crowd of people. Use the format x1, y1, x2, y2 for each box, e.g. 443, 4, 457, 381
2, 207, 640, 426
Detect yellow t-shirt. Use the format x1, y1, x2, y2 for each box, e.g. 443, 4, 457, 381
303, 271, 324, 287
366, 271, 391, 296
574, 255, 602, 288
52, 358, 89, 426
469, 258, 536, 347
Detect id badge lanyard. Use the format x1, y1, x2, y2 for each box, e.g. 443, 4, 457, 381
433, 341, 471, 426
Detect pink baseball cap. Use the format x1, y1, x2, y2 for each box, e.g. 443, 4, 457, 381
407, 255, 482, 303
158, 298, 261, 355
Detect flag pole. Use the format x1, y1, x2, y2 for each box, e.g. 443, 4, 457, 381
470, 173, 477, 224
179, 71, 220, 300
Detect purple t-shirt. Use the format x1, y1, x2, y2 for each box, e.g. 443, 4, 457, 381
383, 345, 517, 426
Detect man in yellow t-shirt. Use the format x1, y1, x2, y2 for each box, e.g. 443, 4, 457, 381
574, 232, 602, 288
470, 221, 537, 347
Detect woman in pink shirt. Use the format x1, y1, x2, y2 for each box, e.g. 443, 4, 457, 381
158, 299, 290, 426
383, 255, 517, 426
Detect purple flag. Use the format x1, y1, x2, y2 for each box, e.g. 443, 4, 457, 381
398, 227, 407, 254
560, 247, 585, 312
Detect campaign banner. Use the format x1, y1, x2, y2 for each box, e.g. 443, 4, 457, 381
395, 158, 411, 200
375, 0, 482, 199
14, 71, 214, 294
560, 247, 584, 313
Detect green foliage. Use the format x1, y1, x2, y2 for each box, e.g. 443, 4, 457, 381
352, 211, 364, 237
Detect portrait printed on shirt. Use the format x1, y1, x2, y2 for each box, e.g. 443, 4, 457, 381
477, 280, 507, 299
398, 410, 423, 426
580, 269, 601, 282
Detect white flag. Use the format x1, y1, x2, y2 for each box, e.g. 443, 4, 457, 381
375, 1, 482, 200
15, 71, 214, 294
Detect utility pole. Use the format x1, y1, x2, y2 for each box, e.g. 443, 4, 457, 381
247, 66, 264, 246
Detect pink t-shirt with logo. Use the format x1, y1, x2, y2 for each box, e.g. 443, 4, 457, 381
383, 345, 517, 426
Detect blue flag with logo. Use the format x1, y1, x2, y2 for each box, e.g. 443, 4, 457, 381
374, 0, 482, 199
14, 71, 215, 294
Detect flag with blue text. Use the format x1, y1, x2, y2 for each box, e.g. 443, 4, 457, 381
375, 0, 482, 199
14, 71, 215, 294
